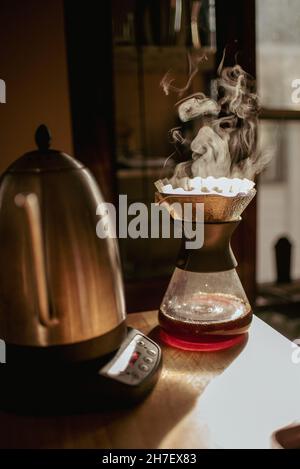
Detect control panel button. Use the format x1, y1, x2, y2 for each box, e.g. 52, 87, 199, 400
137, 340, 145, 346
147, 348, 157, 356
144, 356, 153, 364
139, 363, 149, 372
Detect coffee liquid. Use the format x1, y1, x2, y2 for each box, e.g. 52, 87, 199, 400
159, 292, 252, 341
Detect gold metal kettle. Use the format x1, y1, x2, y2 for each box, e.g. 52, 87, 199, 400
0, 125, 126, 364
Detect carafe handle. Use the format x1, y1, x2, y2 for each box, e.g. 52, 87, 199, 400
15, 193, 58, 327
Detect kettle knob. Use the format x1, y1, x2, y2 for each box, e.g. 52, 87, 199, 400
35, 124, 51, 151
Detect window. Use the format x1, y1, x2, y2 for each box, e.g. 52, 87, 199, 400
256, 0, 300, 282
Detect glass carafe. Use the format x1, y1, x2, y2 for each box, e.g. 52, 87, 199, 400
159, 220, 252, 350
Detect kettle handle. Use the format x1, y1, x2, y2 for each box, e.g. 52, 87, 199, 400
15, 193, 58, 327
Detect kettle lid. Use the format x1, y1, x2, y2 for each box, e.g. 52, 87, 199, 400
7, 125, 84, 173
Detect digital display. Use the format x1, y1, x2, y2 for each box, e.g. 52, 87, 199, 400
129, 351, 140, 366
107, 335, 143, 376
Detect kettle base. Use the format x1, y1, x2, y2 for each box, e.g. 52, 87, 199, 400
0, 326, 162, 415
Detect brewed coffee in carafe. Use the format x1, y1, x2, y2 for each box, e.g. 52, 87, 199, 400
159, 267, 252, 341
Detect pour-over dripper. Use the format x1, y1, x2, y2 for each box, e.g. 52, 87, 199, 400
156, 189, 256, 351
155, 188, 256, 222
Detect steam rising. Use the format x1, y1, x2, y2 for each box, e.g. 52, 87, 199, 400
160, 56, 271, 186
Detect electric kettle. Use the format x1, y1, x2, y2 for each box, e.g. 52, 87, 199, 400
0, 125, 126, 365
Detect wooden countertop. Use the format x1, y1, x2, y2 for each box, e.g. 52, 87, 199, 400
1, 311, 300, 449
